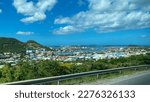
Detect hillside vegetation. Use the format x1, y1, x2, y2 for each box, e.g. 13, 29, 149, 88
0, 37, 50, 53
0, 37, 25, 53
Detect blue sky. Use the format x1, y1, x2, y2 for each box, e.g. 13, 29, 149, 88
0, 0, 150, 46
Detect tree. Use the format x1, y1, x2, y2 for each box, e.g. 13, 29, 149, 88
0, 66, 13, 83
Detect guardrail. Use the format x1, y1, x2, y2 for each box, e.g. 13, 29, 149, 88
3, 65, 150, 85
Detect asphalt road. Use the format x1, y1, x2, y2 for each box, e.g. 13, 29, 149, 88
112, 72, 150, 85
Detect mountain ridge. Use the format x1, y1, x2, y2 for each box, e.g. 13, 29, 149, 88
0, 37, 50, 53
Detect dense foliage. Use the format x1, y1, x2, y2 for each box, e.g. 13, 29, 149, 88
0, 53, 150, 83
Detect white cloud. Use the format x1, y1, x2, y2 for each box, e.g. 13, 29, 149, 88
17, 31, 34, 35
0, 3, 2, 14
53, 25, 83, 34
54, 0, 150, 34
13, 0, 57, 23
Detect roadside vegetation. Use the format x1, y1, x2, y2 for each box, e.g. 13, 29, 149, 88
0, 53, 150, 83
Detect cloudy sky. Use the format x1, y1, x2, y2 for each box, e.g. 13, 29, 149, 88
0, 0, 150, 45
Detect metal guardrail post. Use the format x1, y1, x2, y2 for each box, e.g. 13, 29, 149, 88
57, 80, 60, 85
97, 74, 99, 79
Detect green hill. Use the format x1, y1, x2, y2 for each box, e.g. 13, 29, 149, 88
0, 37, 26, 53
26, 40, 50, 50
0, 37, 50, 53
